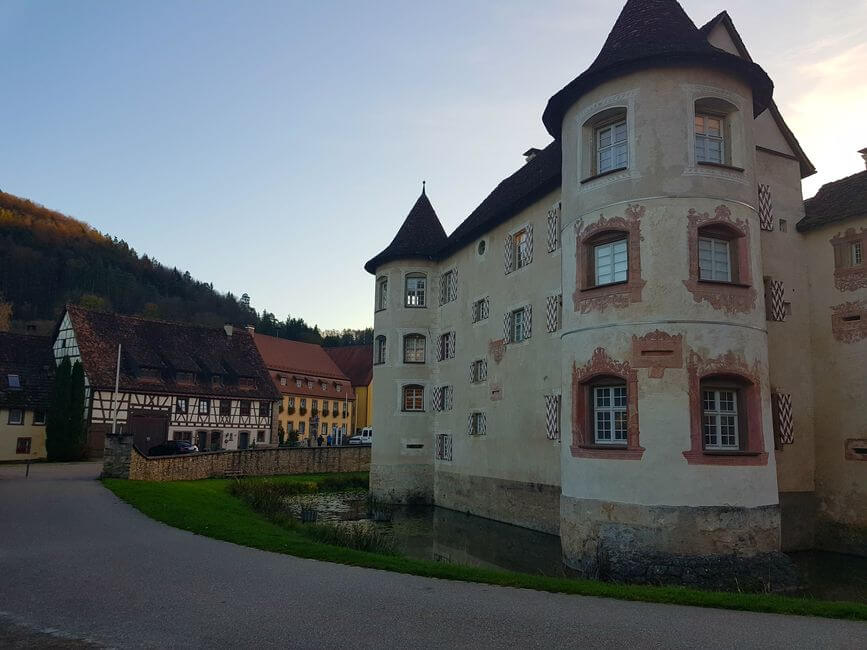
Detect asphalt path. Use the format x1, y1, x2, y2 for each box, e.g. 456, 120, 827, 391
1, 462, 865, 649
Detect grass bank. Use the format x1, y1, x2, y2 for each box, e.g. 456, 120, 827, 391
103, 475, 867, 621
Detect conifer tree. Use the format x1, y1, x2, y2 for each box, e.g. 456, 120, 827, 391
46, 358, 72, 460
68, 361, 87, 460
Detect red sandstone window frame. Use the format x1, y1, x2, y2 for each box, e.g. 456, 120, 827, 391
831, 228, 867, 292
570, 348, 644, 460
696, 223, 746, 286
683, 356, 768, 466
585, 230, 629, 288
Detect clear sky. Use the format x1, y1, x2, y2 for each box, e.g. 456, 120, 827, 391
1, 1, 865, 330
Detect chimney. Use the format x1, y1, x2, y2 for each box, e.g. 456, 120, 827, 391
246, 325, 255, 335
523, 147, 542, 163
224, 324, 234, 337
860, 147, 867, 170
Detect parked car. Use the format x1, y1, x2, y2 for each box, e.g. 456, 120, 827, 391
348, 427, 373, 446
148, 440, 198, 456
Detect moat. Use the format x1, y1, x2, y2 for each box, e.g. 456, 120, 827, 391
289, 491, 867, 603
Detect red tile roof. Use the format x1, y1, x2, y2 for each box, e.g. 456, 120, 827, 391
253, 333, 355, 400
65, 306, 279, 400
325, 345, 373, 386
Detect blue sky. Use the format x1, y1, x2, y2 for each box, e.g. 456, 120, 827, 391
1, 1, 864, 329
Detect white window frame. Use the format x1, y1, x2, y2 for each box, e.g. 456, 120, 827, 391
511, 308, 525, 343
702, 389, 740, 450
405, 274, 426, 308
440, 269, 457, 305
698, 236, 731, 282
593, 385, 627, 445
403, 334, 426, 364
198, 399, 210, 415
695, 113, 725, 164
8, 408, 24, 425
471, 359, 486, 384
596, 118, 627, 173
594, 238, 628, 286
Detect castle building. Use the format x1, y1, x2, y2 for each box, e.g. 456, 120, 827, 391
253, 333, 356, 443
365, 0, 867, 584
0, 333, 53, 461
53, 306, 279, 455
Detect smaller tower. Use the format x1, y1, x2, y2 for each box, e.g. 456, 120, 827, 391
365, 187, 447, 503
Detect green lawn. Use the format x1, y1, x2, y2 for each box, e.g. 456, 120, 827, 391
103, 474, 867, 621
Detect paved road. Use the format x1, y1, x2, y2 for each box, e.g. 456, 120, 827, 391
1, 463, 865, 649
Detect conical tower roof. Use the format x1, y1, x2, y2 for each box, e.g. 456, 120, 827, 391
542, 0, 773, 137
364, 186, 448, 274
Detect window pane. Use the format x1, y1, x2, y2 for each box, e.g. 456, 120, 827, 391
613, 411, 628, 441
706, 117, 721, 136
613, 121, 627, 143
598, 127, 611, 148
614, 142, 628, 167
596, 411, 611, 441
694, 115, 705, 133
703, 415, 718, 447
595, 387, 610, 407
599, 149, 612, 172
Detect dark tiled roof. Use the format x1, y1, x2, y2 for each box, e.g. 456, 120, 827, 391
798, 170, 867, 232
364, 189, 448, 274
325, 345, 373, 387
440, 140, 562, 257
699, 11, 816, 178
0, 333, 54, 410
66, 306, 279, 400
542, 0, 773, 137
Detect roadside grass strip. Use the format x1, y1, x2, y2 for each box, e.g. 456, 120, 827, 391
103, 475, 867, 622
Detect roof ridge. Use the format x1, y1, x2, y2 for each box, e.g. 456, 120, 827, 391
67, 303, 250, 333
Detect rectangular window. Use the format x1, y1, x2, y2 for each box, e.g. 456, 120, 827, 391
597, 119, 627, 173
435, 433, 453, 461
439, 269, 457, 305
288, 397, 295, 408
405, 275, 426, 307
299, 422, 306, 434
258, 402, 269, 418
470, 359, 487, 383
16, 437, 31, 454
176, 398, 188, 414
513, 229, 529, 269
32, 410, 46, 425
472, 297, 490, 323
852, 241, 863, 266
375, 336, 386, 364
404, 335, 426, 363
702, 389, 739, 450
199, 399, 210, 415
8, 408, 23, 425
403, 386, 424, 411
239, 400, 251, 416
257, 430, 266, 443
594, 239, 628, 285
511, 308, 525, 343
219, 400, 231, 417
593, 385, 627, 444
322, 400, 329, 411
376, 277, 388, 310
7, 374, 21, 389
300, 398, 306, 408
695, 114, 724, 164
698, 237, 731, 282
469, 412, 486, 436
174, 431, 192, 442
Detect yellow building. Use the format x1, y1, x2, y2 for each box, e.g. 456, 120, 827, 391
253, 333, 355, 443
0, 333, 52, 462
326, 345, 373, 434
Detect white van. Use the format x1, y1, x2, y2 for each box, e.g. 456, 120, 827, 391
349, 427, 373, 445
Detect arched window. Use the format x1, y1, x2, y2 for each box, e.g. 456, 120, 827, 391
402, 384, 424, 412
405, 273, 427, 307
693, 97, 740, 168
374, 335, 386, 365
582, 107, 628, 179
403, 334, 425, 364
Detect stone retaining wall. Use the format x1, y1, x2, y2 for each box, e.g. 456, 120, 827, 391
127, 445, 370, 481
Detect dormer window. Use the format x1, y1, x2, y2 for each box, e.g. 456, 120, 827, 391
296, 378, 302, 388
239, 376, 254, 388
336, 383, 342, 392
212, 374, 222, 387
280, 376, 287, 386
307, 380, 313, 389
140, 367, 160, 381
7, 374, 21, 389
176, 371, 195, 385
321, 381, 327, 390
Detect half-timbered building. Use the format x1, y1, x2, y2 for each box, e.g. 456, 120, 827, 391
53, 305, 279, 456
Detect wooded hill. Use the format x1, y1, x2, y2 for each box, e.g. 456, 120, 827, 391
0, 191, 371, 346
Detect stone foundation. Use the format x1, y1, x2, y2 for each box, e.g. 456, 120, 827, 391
434, 471, 560, 535
779, 491, 817, 551
370, 463, 433, 504
560, 495, 798, 591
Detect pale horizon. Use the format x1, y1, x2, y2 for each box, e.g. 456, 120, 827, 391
1, 0, 864, 330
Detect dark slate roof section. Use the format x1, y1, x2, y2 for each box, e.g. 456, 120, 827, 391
65, 305, 280, 400
542, 0, 774, 137
325, 345, 373, 387
364, 189, 448, 274
798, 170, 867, 232
439, 140, 562, 257
0, 333, 54, 410
699, 11, 816, 178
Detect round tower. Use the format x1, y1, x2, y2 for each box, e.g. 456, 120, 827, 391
364, 187, 446, 503
544, 0, 793, 586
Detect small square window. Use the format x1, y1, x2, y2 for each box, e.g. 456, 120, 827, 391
32, 410, 46, 425
7, 374, 21, 389
16, 437, 32, 454
8, 409, 24, 425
